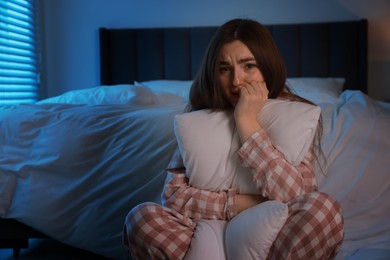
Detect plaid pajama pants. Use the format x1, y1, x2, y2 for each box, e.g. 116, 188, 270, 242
123, 191, 343, 260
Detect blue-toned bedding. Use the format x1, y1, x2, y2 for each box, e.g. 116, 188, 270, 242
0, 82, 389, 259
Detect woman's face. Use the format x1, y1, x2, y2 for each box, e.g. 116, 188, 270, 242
218, 40, 265, 106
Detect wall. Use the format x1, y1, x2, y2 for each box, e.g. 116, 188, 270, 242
42, 0, 390, 101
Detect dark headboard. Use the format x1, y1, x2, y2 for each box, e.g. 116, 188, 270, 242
100, 19, 367, 92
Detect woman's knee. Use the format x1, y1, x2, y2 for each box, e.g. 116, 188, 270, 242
126, 202, 157, 223
308, 192, 344, 256
269, 192, 344, 259
293, 191, 343, 230
308, 192, 343, 228
123, 202, 160, 241
123, 202, 195, 259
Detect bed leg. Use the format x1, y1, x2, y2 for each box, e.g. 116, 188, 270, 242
13, 248, 20, 258
0, 238, 28, 259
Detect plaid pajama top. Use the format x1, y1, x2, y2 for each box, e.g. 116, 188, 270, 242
162, 128, 318, 221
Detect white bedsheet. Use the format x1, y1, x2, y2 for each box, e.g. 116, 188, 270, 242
0, 102, 184, 259
317, 91, 390, 259
0, 88, 389, 259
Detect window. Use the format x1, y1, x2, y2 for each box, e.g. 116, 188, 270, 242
0, 0, 41, 105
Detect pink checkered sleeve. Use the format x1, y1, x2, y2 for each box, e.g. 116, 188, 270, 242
162, 170, 237, 221
161, 148, 237, 220
237, 129, 318, 202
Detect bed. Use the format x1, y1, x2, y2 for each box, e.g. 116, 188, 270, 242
1, 19, 389, 259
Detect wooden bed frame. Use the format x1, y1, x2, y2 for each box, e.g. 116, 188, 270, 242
0, 19, 367, 258
0, 218, 47, 258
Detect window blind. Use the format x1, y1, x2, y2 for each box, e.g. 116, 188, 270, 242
0, 0, 40, 105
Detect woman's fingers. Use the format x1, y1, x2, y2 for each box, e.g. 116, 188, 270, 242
241, 81, 268, 99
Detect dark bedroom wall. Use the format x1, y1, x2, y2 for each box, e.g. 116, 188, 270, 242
41, 0, 390, 101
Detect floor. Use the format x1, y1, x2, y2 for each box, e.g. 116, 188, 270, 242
0, 238, 110, 260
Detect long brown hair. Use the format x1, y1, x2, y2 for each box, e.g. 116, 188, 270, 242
188, 18, 325, 170
188, 18, 309, 111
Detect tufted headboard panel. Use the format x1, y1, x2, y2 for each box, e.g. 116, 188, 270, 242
100, 19, 367, 92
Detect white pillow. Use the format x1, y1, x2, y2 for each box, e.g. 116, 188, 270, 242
135, 80, 192, 102
184, 220, 227, 260
225, 201, 288, 260
38, 84, 182, 105
184, 201, 288, 260
174, 99, 321, 194
174, 109, 241, 192
286, 77, 345, 104
258, 99, 321, 165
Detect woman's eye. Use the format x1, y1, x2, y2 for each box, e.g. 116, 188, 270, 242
246, 63, 256, 69
219, 67, 230, 73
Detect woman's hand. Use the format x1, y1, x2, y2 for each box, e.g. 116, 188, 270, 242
235, 193, 268, 214
234, 81, 268, 142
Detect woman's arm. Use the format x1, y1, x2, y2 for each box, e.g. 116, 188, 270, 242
164, 148, 270, 217
233, 83, 317, 202
237, 129, 318, 202
162, 169, 237, 220
162, 148, 238, 220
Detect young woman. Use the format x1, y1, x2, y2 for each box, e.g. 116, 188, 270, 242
123, 18, 344, 259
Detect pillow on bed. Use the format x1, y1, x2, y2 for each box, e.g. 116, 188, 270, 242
174, 99, 321, 189
135, 80, 192, 102
37, 84, 182, 105
286, 77, 345, 104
